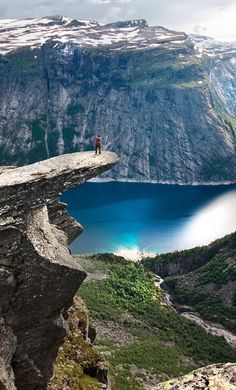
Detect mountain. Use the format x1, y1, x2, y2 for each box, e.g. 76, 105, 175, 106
0, 16, 236, 183
142, 232, 236, 334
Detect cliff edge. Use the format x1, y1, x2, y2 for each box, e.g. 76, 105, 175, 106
0, 151, 119, 389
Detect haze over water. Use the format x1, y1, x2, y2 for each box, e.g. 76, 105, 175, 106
61, 182, 236, 255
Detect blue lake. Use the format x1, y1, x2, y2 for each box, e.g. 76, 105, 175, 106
61, 182, 236, 255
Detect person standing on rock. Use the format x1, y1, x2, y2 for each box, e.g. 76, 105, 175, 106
95, 135, 101, 155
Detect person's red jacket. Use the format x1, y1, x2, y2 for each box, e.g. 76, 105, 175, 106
95, 136, 101, 146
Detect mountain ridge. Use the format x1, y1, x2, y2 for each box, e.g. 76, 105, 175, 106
0, 16, 188, 55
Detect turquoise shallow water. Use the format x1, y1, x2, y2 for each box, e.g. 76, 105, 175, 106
61, 182, 236, 255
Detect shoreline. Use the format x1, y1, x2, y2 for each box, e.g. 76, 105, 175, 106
89, 177, 236, 186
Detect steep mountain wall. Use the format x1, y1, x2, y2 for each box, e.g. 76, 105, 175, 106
0, 151, 118, 389
0, 18, 236, 183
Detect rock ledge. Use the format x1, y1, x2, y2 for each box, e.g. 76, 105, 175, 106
154, 363, 236, 390
0, 151, 119, 389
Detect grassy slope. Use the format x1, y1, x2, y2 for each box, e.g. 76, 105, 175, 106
78, 253, 236, 390
142, 233, 236, 332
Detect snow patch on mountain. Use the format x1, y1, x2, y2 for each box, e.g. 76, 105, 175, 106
0, 15, 187, 55
0, 15, 235, 66
190, 34, 236, 60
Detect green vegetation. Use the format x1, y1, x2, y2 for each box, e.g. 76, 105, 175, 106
31, 116, 46, 139
143, 233, 236, 274
48, 296, 106, 390
47, 130, 59, 156
144, 233, 236, 333
126, 53, 205, 89
80, 254, 158, 320
6, 49, 43, 82
222, 112, 236, 131
174, 80, 206, 89
198, 254, 236, 285
142, 245, 209, 276
67, 103, 85, 116
129, 79, 203, 89
26, 115, 61, 161
97, 47, 205, 89
29, 117, 48, 162
210, 89, 236, 148
62, 124, 82, 153
63, 125, 75, 143
200, 155, 236, 181
48, 334, 103, 390
166, 252, 236, 331
165, 279, 236, 333
78, 253, 236, 390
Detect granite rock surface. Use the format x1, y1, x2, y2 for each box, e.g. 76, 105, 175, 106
153, 363, 236, 390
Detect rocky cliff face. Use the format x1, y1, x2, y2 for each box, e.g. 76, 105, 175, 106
142, 235, 229, 278
0, 151, 118, 389
0, 17, 236, 183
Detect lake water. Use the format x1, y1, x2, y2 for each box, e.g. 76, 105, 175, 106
61, 182, 236, 256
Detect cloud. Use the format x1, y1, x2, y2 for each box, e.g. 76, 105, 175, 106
193, 25, 207, 35
88, 0, 131, 3
88, 0, 112, 4
102, 6, 122, 21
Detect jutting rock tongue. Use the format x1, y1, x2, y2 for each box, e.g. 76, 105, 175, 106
0, 151, 119, 390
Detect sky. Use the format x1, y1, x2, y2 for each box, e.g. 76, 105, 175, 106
0, 0, 235, 41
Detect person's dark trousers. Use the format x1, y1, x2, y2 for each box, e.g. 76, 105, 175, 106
95, 145, 101, 154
